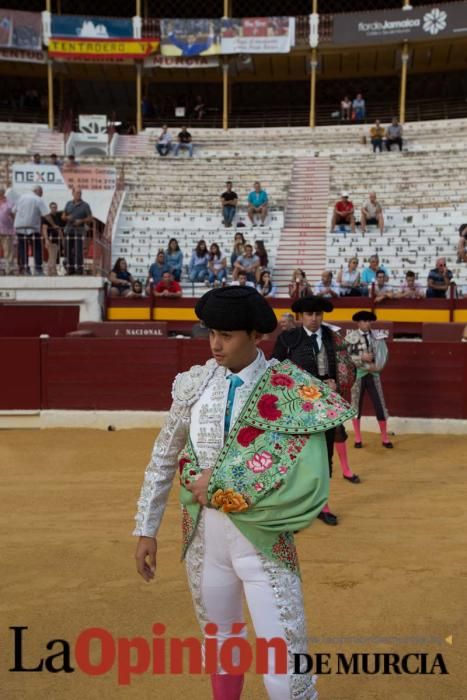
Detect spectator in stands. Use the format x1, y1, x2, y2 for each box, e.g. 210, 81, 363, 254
288, 268, 312, 299
193, 95, 206, 121
230, 231, 245, 267
360, 192, 384, 234
369, 120, 385, 153
254, 239, 269, 282
42, 201, 63, 276
230, 270, 255, 288
129, 280, 144, 298
0, 187, 15, 274
426, 257, 454, 298
109, 257, 134, 297
279, 312, 296, 332
247, 181, 268, 227
456, 223, 467, 263
156, 125, 172, 157
62, 188, 93, 275
331, 192, 356, 233
50, 153, 62, 168
189, 239, 209, 283
232, 243, 260, 282
340, 96, 352, 121
13, 186, 55, 275
165, 237, 183, 281
174, 126, 193, 158
398, 270, 425, 299
337, 256, 361, 296
154, 271, 183, 298
373, 269, 393, 303
360, 254, 389, 291
386, 117, 403, 151
208, 242, 228, 286
146, 250, 169, 293
256, 269, 276, 297
314, 270, 340, 298
221, 180, 238, 228
32, 153, 42, 165
63, 155, 80, 170
352, 93, 366, 122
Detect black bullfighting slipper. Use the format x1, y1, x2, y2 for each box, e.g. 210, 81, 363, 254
318, 511, 338, 526
382, 441, 394, 448
343, 474, 361, 484
354, 441, 363, 448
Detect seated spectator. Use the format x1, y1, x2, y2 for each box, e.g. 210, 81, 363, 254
426, 257, 454, 298
331, 192, 356, 233
369, 120, 385, 153
189, 239, 209, 283
0, 186, 15, 275
360, 192, 384, 234
457, 223, 467, 263
398, 270, 425, 299
352, 93, 366, 122
193, 95, 206, 121
256, 269, 276, 297
32, 153, 42, 165
314, 270, 340, 298
386, 117, 403, 151
129, 279, 144, 298
254, 239, 268, 282
63, 154, 79, 169
50, 153, 62, 168
221, 180, 238, 228
361, 254, 389, 290
109, 257, 134, 297
42, 201, 63, 276
156, 125, 172, 157
288, 268, 312, 299
146, 250, 169, 293
247, 181, 268, 227
230, 231, 245, 267
373, 269, 393, 303
337, 257, 361, 296
230, 270, 255, 288
154, 271, 183, 298
173, 126, 193, 158
166, 237, 183, 281
279, 312, 296, 332
208, 242, 227, 286
340, 96, 352, 121
232, 243, 260, 282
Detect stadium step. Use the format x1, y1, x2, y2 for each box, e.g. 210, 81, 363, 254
29, 128, 64, 156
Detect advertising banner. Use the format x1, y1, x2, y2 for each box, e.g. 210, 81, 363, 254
330, 2, 467, 45
62, 167, 117, 191
144, 54, 220, 68
0, 47, 46, 63
0, 10, 42, 50
160, 18, 221, 56
11, 163, 117, 191
221, 16, 295, 54
48, 38, 159, 59
50, 15, 133, 39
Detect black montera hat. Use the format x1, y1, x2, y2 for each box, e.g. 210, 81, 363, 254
195, 286, 277, 333
352, 310, 377, 322
291, 296, 334, 314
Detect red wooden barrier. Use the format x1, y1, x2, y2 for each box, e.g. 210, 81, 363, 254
0, 338, 41, 409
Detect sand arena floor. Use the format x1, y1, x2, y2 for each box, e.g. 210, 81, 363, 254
0, 428, 465, 700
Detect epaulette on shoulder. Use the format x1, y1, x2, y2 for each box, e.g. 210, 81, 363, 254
172, 358, 218, 406
345, 329, 360, 344
372, 329, 389, 340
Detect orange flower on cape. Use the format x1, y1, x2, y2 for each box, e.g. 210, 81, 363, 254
211, 488, 249, 513
298, 384, 322, 401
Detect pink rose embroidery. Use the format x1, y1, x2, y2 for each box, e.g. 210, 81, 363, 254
327, 409, 338, 419
237, 426, 265, 447
257, 394, 282, 421
279, 466, 288, 475
302, 402, 313, 412
247, 451, 274, 474
254, 482, 264, 492
271, 373, 295, 388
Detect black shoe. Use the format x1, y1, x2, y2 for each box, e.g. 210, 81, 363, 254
354, 441, 363, 448
343, 474, 361, 484
318, 511, 338, 526
382, 441, 394, 448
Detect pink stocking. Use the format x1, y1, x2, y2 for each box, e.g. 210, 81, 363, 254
378, 420, 389, 443
352, 418, 362, 443
335, 442, 353, 477
211, 673, 244, 700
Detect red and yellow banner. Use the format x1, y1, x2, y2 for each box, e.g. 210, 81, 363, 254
48, 38, 159, 59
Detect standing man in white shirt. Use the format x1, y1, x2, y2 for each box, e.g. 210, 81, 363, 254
13, 186, 56, 275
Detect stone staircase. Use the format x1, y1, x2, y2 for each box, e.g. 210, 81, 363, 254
274, 156, 330, 289
113, 134, 152, 157
30, 128, 65, 156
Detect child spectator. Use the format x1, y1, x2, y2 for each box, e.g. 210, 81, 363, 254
337, 257, 361, 296
230, 231, 245, 267
166, 237, 183, 281
256, 269, 276, 298
288, 268, 312, 299
109, 258, 134, 297
189, 239, 209, 283
129, 280, 144, 298
373, 269, 393, 303
208, 242, 228, 286
398, 271, 425, 299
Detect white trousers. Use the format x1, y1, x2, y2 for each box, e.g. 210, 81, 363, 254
185, 508, 318, 700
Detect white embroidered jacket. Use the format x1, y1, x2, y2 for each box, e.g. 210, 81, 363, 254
133, 351, 276, 538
